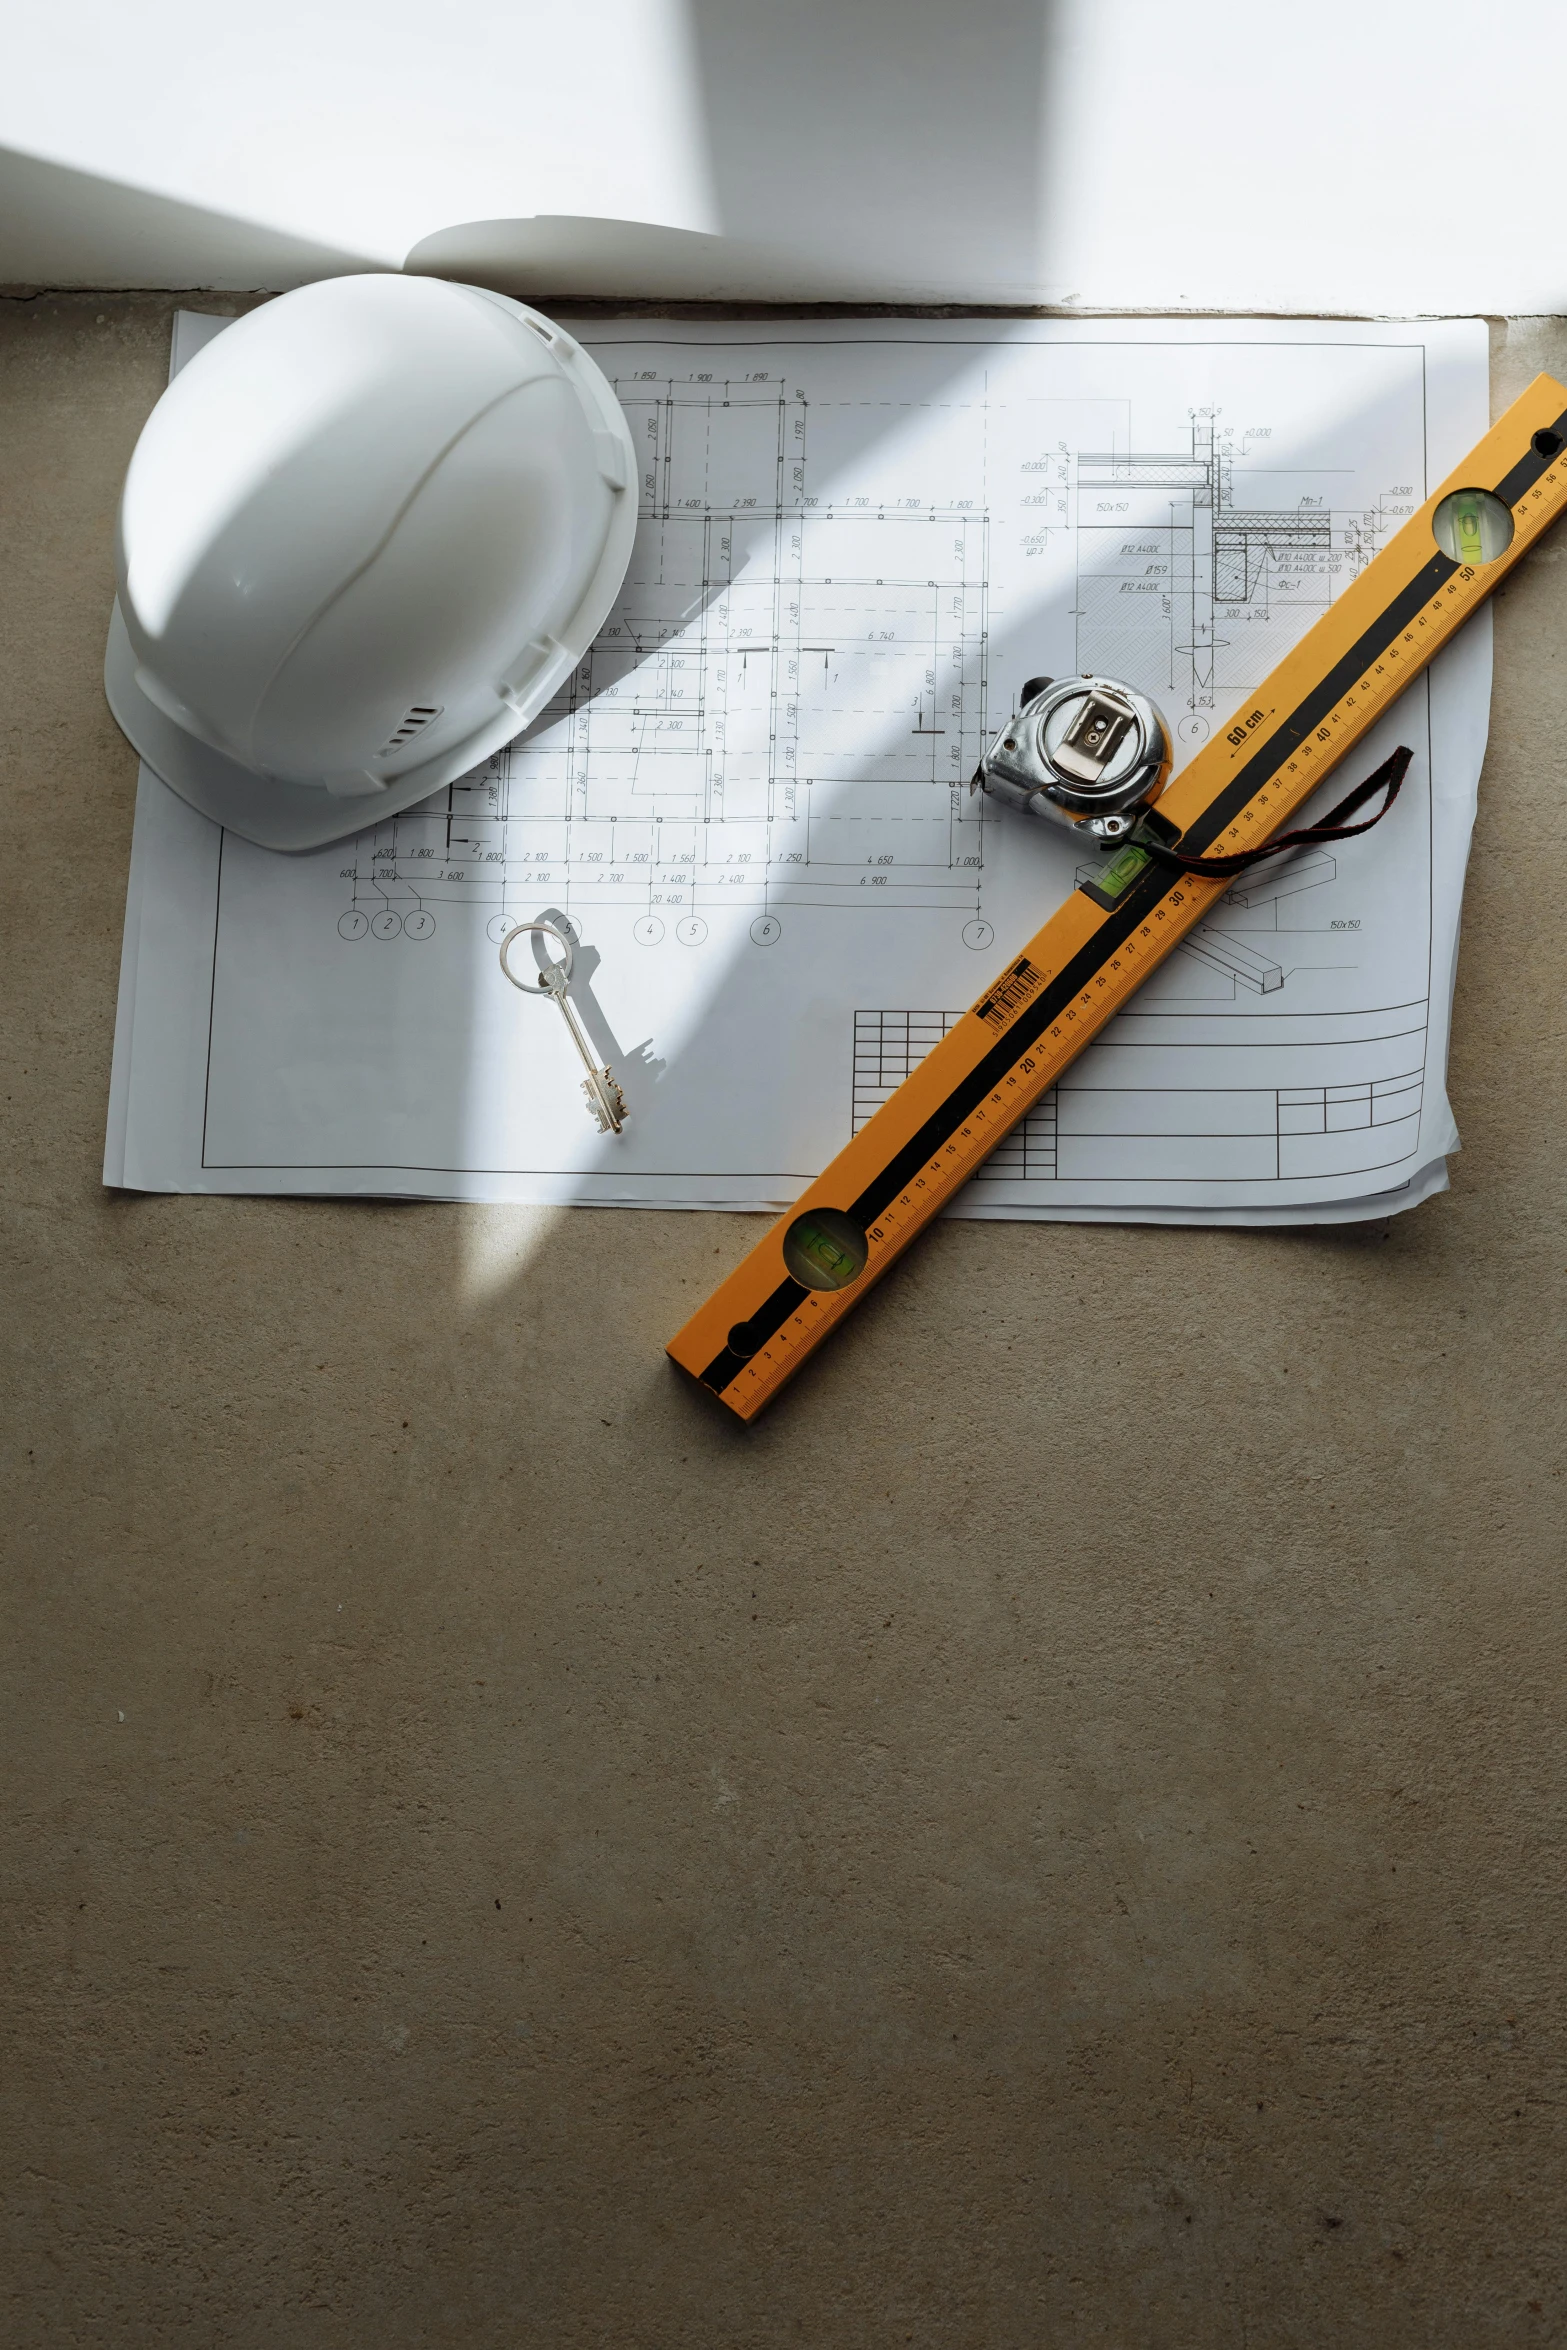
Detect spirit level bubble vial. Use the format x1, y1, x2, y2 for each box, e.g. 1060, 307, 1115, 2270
668, 376, 1567, 1422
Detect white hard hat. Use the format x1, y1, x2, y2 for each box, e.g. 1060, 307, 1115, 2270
104, 274, 637, 851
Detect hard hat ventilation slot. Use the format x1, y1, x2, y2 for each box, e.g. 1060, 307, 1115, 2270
377, 704, 443, 757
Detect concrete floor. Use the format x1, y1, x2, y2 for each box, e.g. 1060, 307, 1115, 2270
3, 294, 1566, 2347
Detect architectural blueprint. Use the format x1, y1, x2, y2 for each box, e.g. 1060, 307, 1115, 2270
106, 316, 1492, 1221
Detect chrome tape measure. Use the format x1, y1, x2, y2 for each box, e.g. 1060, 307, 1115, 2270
976, 674, 1171, 842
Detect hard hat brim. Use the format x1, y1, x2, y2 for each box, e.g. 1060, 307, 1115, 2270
105, 602, 531, 850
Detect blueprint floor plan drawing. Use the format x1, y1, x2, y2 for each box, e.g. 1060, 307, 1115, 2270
106, 317, 1492, 1223
336, 366, 994, 946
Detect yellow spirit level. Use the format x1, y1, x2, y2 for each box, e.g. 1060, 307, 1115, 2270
669, 374, 1567, 1421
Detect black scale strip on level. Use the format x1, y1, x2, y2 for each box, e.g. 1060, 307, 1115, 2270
699, 415, 1567, 1395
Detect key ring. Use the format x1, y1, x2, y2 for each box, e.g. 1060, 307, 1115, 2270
498, 919, 574, 993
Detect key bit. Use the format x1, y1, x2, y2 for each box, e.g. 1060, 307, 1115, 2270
580, 1067, 629, 1134
537, 959, 628, 1135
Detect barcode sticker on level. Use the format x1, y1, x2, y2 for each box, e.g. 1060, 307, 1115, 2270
974, 958, 1043, 1029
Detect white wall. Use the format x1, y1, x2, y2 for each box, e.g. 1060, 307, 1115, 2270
3, 0, 1563, 314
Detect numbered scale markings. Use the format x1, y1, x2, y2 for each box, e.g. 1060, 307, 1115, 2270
669, 375, 1567, 1421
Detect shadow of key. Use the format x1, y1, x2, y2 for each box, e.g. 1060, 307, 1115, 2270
532, 908, 667, 1114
